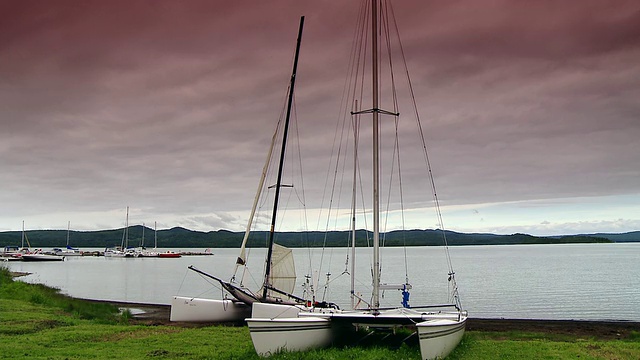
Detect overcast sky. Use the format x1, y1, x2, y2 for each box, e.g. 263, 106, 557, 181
2, 0, 639, 236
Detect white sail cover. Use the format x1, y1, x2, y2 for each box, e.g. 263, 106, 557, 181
267, 243, 297, 296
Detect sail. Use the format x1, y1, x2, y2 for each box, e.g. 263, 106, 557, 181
233, 121, 280, 272
266, 243, 297, 296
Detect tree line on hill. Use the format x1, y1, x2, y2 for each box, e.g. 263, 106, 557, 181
0, 226, 628, 249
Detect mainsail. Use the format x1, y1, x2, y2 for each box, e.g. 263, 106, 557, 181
264, 243, 297, 296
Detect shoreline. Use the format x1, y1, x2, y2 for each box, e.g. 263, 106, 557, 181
84, 299, 640, 339
466, 318, 639, 340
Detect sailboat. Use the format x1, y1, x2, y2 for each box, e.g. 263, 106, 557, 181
20, 222, 65, 262
54, 221, 83, 256
246, 1, 467, 358
138, 222, 159, 257
170, 16, 314, 323
104, 207, 135, 257
18, 220, 31, 255
3, 221, 30, 260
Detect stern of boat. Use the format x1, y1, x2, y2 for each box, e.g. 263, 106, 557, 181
246, 303, 336, 356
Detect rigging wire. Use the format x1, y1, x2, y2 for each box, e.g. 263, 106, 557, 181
234, 29, 311, 298
315, 0, 372, 291
291, 96, 315, 279
314, 0, 461, 308
382, 0, 411, 285
388, 2, 462, 308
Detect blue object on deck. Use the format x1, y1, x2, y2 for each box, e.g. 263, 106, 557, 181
401, 285, 410, 308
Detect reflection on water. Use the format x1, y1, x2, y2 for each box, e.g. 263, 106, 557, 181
5, 243, 639, 321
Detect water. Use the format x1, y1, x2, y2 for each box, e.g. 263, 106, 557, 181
4, 243, 639, 321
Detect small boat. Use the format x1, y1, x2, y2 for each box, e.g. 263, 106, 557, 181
106, 207, 137, 257
1, 246, 23, 261
138, 247, 158, 257
158, 251, 181, 258
138, 222, 159, 257
54, 246, 83, 256
104, 246, 125, 257
21, 250, 65, 262
56, 221, 83, 256
4, 222, 33, 259
10, 223, 64, 262
1, 246, 21, 259
123, 247, 140, 258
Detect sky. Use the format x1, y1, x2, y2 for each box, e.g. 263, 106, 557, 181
1, 0, 639, 237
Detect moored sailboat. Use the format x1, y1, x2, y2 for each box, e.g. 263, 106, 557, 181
105, 207, 136, 258
158, 251, 181, 258
11, 222, 64, 261
138, 223, 159, 257
54, 221, 83, 256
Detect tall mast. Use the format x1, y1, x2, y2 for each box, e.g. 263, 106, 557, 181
124, 206, 129, 248
351, 0, 398, 310
262, 16, 305, 300
371, 0, 381, 311
350, 112, 359, 310
66, 221, 70, 246
126, 206, 129, 248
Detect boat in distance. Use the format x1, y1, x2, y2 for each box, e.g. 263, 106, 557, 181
21, 252, 65, 262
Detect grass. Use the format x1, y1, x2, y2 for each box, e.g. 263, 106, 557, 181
0, 267, 127, 324
448, 333, 640, 360
1, 266, 639, 359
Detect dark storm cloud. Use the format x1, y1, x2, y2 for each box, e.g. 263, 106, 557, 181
1, 0, 639, 233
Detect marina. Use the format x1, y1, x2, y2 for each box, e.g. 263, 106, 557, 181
2, 248, 212, 259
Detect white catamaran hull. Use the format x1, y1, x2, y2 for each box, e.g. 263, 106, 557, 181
247, 303, 466, 357
417, 316, 467, 360
169, 296, 250, 322
246, 303, 333, 356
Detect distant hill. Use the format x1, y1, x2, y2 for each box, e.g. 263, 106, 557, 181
0, 226, 627, 249
580, 231, 640, 243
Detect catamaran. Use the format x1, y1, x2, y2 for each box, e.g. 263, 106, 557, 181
246, 1, 467, 358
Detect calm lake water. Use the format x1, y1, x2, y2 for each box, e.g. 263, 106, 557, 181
5, 243, 639, 321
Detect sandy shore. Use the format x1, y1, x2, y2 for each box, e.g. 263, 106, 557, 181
84, 299, 639, 339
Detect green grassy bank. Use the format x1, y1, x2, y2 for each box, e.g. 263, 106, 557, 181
1, 266, 639, 359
